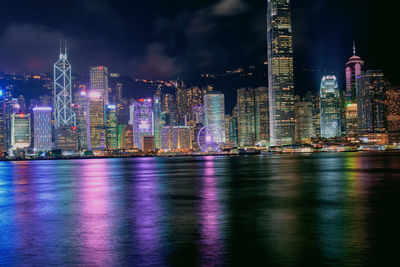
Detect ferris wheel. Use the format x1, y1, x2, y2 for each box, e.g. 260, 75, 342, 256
197, 125, 223, 152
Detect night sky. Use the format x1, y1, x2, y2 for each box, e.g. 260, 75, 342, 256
0, 0, 398, 93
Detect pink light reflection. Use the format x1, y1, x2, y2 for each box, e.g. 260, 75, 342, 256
199, 158, 225, 266
78, 160, 112, 266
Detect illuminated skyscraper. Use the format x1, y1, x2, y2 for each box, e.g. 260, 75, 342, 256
230, 105, 239, 146
224, 115, 232, 144
358, 70, 389, 133
345, 43, 364, 103
387, 87, 400, 132
267, 0, 295, 145
346, 103, 358, 135
74, 89, 88, 150
320, 76, 340, 138
33, 107, 52, 152
54, 42, 77, 151
87, 90, 105, 150
295, 102, 313, 143
237, 87, 269, 146
153, 91, 162, 150
90, 66, 109, 104
54, 42, 76, 129
129, 98, 154, 150
161, 93, 177, 126
237, 88, 256, 146
255, 87, 269, 143
0, 89, 5, 152
11, 113, 31, 150
105, 105, 118, 150
303, 91, 321, 138
204, 92, 225, 142
175, 81, 187, 125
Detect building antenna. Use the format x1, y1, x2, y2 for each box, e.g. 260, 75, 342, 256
59, 40, 62, 55
353, 41, 356, 56
65, 40, 67, 56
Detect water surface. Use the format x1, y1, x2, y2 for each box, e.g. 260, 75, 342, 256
1, 153, 400, 266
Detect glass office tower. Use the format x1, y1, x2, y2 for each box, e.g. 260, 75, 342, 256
267, 0, 295, 145
320, 76, 340, 138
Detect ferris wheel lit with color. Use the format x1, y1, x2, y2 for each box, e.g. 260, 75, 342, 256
197, 125, 223, 152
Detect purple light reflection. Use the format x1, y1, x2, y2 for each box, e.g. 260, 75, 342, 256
199, 157, 225, 266
132, 158, 164, 266
78, 159, 113, 267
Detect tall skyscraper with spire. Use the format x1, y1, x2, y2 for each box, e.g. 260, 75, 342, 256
54, 41, 76, 128
54, 41, 77, 150
345, 42, 364, 103
267, 0, 295, 145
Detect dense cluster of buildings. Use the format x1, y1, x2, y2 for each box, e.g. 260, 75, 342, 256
1, 0, 400, 158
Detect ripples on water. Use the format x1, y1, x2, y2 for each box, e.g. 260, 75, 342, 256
1, 153, 400, 266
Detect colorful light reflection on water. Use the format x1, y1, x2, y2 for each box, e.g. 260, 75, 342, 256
1, 153, 400, 266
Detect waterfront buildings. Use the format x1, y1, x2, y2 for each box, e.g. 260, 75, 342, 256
57, 127, 78, 151
320, 76, 340, 138
74, 89, 88, 150
346, 103, 358, 135
161, 126, 192, 151
90, 66, 109, 104
11, 113, 31, 150
161, 93, 177, 126
236, 87, 269, 146
358, 70, 389, 133
130, 98, 154, 150
230, 105, 239, 146
267, 0, 296, 145
87, 90, 105, 150
204, 92, 225, 142
105, 105, 118, 150
386, 87, 400, 132
255, 87, 269, 144
0, 90, 6, 152
295, 102, 313, 143
153, 93, 162, 149
303, 91, 321, 138
118, 124, 127, 150
142, 136, 155, 153
33, 107, 52, 152
224, 115, 232, 144
237, 88, 256, 146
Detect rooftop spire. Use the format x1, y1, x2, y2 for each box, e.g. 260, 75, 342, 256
353, 41, 356, 56
65, 40, 67, 56
59, 40, 62, 55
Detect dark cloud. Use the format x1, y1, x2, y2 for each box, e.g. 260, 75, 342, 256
212, 0, 249, 16
135, 42, 179, 79
0, 23, 64, 72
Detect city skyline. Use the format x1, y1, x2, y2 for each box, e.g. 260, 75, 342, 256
0, 0, 398, 92
1, 0, 400, 157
